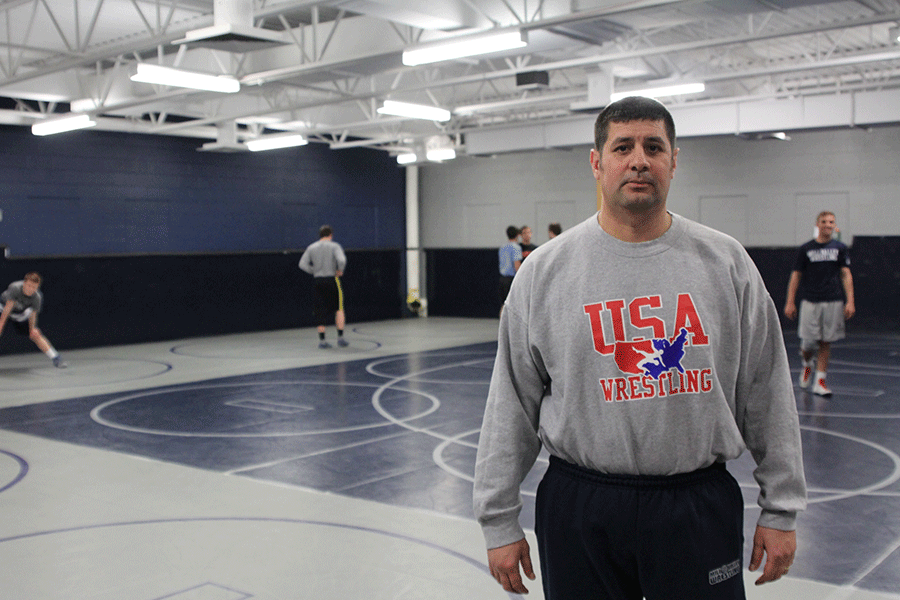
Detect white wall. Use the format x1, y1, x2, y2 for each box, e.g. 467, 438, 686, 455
420, 149, 597, 247
419, 124, 900, 248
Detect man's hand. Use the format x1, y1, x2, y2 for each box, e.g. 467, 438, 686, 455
749, 525, 796, 585
844, 301, 855, 320
783, 302, 797, 320
487, 538, 535, 594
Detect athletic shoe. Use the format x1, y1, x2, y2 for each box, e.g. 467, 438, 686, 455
799, 363, 814, 389
52, 356, 68, 368
318, 341, 332, 349
812, 377, 832, 396
337, 338, 349, 347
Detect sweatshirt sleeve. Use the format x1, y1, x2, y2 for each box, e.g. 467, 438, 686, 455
473, 303, 548, 549
735, 252, 808, 531
335, 244, 347, 272
298, 247, 313, 274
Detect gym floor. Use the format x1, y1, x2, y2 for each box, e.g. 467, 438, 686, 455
0, 317, 898, 600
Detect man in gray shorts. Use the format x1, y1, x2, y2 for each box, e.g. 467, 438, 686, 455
0, 272, 67, 368
784, 211, 855, 396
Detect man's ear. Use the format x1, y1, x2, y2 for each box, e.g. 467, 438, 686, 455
590, 148, 602, 180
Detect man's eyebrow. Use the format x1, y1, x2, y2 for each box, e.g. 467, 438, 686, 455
608, 135, 668, 146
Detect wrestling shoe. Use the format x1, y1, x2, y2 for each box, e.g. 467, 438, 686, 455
318, 341, 332, 349
812, 377, 832, 396
798, 362, 814, 389
52, 356, 68, 368
337, 338, 349, 347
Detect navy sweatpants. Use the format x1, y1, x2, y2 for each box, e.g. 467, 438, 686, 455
535, 456, 746, 600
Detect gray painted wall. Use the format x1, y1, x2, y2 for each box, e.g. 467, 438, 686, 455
419, 124, 900, 248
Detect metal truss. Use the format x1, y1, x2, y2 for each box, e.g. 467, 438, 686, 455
1, 0, 899, 155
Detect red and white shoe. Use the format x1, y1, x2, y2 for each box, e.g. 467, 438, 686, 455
799, 364, 814, 389
812, 377, 832, 396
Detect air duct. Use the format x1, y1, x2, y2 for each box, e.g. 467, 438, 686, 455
174, 0, 287, 53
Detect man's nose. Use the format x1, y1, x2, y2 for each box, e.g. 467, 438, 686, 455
630, 150, 650, 170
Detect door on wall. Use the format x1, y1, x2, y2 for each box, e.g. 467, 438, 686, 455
794, 192, 849, 244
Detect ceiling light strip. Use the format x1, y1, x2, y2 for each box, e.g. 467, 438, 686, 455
246, 134, 308, 152
402, 30, 527, 66
32, 114, 97, 136
609, 83, 705, 102
377, 101, 451, 122
425, 148, 456, 162
131, 63, 240, 94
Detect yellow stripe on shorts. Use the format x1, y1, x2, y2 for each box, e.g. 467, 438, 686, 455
335, 276, 344, 312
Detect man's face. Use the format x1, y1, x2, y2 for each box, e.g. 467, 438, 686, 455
817, 214, 836, 239
590, 119, 677, 214
22, 280, 39, 296
521, 227, 532, 243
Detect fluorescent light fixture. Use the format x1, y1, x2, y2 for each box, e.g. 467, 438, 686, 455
610, 82, 705, 103
377, 101, 451, 122
130, 63, 240, 94
890, 24, 900, 43
397, 153, 418, 165
32, 114, 96, 136
245, 134, 308, 152
426, 148, 456, 162
402, 30, 527, 66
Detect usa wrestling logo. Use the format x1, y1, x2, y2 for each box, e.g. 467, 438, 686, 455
583, 293, 713, 402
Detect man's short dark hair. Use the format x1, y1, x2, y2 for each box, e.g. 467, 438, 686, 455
548, 223, 562, 236
319, 225, 333, 238
24, 272, 41, 285
594, 96, 676, 152
506, 225, 520, 240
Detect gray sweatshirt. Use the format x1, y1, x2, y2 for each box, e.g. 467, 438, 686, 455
473, 212, 807, 550
299, 238, 346, 278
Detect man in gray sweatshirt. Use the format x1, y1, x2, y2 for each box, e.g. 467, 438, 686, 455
473, 97, 806, 599
299, 225, 348, 348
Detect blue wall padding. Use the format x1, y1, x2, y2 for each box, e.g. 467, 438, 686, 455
0, 125, 406, 256
424, 241, 899, 333
0, 249, 403, 351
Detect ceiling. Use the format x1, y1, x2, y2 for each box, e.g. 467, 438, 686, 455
2, 0, 900, 159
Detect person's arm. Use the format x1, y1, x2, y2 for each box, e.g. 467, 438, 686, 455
841, 266, 855, 319
335, 245, 347, 277
736, 255, 807, 584
474, 303, 547, 595
783, 270, 801, 320
513, 259, 522, 272
298, 248, 314, 275
0, 300, 14, 335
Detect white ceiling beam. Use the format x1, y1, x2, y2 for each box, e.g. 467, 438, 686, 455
330, 0, 487, 31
